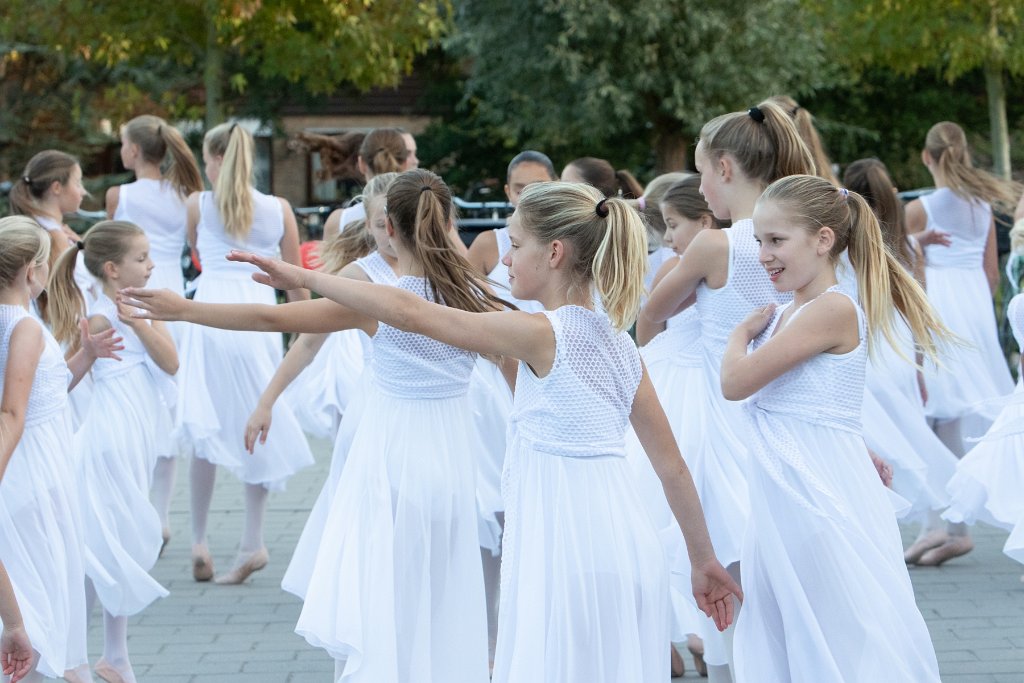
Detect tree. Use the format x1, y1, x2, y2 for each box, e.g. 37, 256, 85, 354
816, 0, 1024, 179
452, 0, 833, 172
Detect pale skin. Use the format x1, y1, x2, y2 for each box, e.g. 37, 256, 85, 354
34, 164, 87, 265
0, 561, 30, 683
905, 148, 997, 293
124, 211, 744, 630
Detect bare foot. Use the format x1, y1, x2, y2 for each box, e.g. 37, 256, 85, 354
687, 634, 707, 677
916, 536, 974, 567
904, 530, 948, 565
671, 643, 685, 678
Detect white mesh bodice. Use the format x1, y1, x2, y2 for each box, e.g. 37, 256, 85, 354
487, 227, 544, 313
510, 306, 642, 458
371, 276, 475, 399
353, 251, 398, 286
87, 293, 149, 379
920, 188, 992, 269
695, 219, 791, 362
195, 190, 283, 277
1009, 293, 1024, 351
113, 179, 187, 267
0, 305, 68, 426
751, 288, 866, 433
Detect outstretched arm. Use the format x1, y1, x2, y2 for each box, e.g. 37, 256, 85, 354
630, 364, 742, 631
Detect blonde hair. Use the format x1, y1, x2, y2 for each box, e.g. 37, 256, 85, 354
925, 122, 1022, 211
0, 217, 50, 288
48, 220, 145, 346
123, 115, 203, 198
634, 171, 690, 243
759, 175, 954, 362
204, 123, 254, 238
386, 169, 506, 314
699, 100, 815, 186
1010, 219, 1024, 256
769, 95, 838, 185
516, 181, 648, 330
317, 172, 399, 274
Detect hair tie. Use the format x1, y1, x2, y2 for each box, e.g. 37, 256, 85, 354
419, 185, 432, 193
156, 124, 163, 137
839, 187, 849, 199
595, 198, 609, 218
229, 123, 238, 135
637, 196, 646, 212
790, 106, 801, 117
747, 106, 765, 124
76, 240, 86, 251
22, 176, 31, 184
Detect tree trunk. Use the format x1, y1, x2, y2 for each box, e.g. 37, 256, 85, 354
984, 61, 1010, 180
204, 2, 224, 131
653, 123, 689, 174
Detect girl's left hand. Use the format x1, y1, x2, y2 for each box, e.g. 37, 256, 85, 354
79, 319, 124, 361
226, 251, 308, 291
691, 559, 743, 632
737, 303, 776, 341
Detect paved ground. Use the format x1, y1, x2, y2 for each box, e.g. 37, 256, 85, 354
88, 436, 1024, 682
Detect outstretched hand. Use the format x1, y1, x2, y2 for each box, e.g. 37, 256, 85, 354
227, 251, 308, 291
79, 318, 123, 361
118, 288, 189, 322
1, 624, 33, 682
691, 559, 743, 632
244, 403, 272, 454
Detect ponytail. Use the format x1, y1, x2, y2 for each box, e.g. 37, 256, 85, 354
699, 100, 815, 187
124, 115, 203, 198
204, 123, 254, 238
47, 220, 146, 346
359, 128, 408, 176
9, 150, 79, 217
760, 175, 955, 363
593, 198, 648, 330
843, 158, 912, 269
925, 121, 1022, 212
769, 95, 838, 185
387, 169, 507, 314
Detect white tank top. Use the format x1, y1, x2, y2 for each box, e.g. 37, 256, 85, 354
113, 179, 188, 268
195, 190, 284, 278
920, 188, 992, 269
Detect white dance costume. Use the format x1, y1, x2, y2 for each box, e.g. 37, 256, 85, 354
735, 288, 940, 682
177, 190, 313, 488
945, 293, 1024, 564
919, 189, 1013, 431
281, 251, 397, 600
76, 293, 172, 616
494, 306, 668, 683
296, 276, 489, 683
0, 305, 89, 677
112, 179, 187, 299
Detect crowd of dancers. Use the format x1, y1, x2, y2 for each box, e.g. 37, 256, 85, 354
0, 98, 1023, 683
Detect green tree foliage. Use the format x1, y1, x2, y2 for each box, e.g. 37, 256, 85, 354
452, 0, 834, 172
815, 0, 1024, 179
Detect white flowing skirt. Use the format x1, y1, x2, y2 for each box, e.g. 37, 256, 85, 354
296, 387, 489, 683
735, 408, 940, 682
177, 273, 313, 489
285, 329, 364, 440
76, 365, 171, 616
468, 357, 511, 555
0, 410, 89, 677
494, 439, 669, 683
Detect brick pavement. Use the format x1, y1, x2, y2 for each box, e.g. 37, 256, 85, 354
88, 436, 1024, 682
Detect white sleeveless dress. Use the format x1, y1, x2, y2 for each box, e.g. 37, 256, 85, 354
177, 190, 313, 488
281, 251, 397, 599
0, 305, 89, 677
944, 293, 1024, 565
494, 306, 668, 683
735, 289, 940, 682
624, 303, 706, 641
295, 276, 489, 683
920, 188, 1013, 433
76, 293, 172, 616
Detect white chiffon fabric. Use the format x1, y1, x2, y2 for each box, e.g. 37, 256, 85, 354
494, 306, 669, 683
0, 305, 89, 677
76, 294, 171, 616
284, 329, 364, 439
295, 277, 489, 683
177, 191, 313, 488
734, 290, 940, 682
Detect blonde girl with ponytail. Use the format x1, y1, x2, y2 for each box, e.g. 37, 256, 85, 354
903, 122, 1022, 564
720, 174, 947, 682
105, 115, 202, 548
177, 122, 313, 586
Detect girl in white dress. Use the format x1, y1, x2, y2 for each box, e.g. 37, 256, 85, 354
49, 221, 178, 683
903, 121, 1021, 566
640, 100, 814, 680
177, 179, 743, 683
944, 292, 1024, 569
105, 115, 203, 553
0, 217, 122, 683
722, 175, 948, 682
181, 123, 313, 584
124, 169, 510, 683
